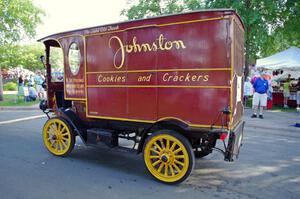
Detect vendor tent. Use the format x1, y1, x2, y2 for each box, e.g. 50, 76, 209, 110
256, 46, 300, 70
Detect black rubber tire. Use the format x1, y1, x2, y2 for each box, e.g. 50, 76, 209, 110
143, 130, 195, 184
42, 117, 75, 157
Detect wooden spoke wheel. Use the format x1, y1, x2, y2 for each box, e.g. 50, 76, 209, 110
143, 130, 195, 184
43, 117, 75, 156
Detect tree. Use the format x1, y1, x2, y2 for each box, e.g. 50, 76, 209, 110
121, 0, 300, 77
0, 0, 44, 101
121, 0, 184, 20
0, 44, 45, 71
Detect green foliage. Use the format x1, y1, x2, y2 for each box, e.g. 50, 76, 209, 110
3, 81, 17, 91
0, 0, 45, 69
121, 0, 300, 76
121, 0, 185, 20
0, 0, 44, 44
0, 43, 45, 70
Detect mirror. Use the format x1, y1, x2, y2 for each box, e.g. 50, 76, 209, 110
40, 55, 46, 68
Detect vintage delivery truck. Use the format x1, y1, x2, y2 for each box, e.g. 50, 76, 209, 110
38, 9, 245, 184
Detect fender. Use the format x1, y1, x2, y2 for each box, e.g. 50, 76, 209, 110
58, 108, 87, 144
137, 118, 188, 153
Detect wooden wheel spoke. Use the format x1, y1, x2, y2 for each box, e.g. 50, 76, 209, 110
61, 140, 68, 148
62, 137, 69, 141
58, 123, 62, 132
164, 164, 169, 176
169, 142, 177, 151
153, 142, 163, 152
172, 162, 182, 172
150, 148, 160, 154
58, 141, 63, 151
149, 155, 160, 159
54, 123, 59, 132
50, 125, 56, 134
174, 159, 185, 167
174, 155, 185, 159
60, 126, 67, 134
169, 164, 175, 176
173, 147, 182, 154
159, 139, 165, 149
166, 139, 170, 150
62, 132, 69, 136
152, 159, 161, 167
50, 140, 56, 147
157, 162, 165, 173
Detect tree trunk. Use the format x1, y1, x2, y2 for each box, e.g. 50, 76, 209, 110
0, 68, 3, 101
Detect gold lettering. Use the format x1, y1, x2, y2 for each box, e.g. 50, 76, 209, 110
108, 36, 125, 69
203, 75, 209, 82
165, 41, 173, 50
162, 73, 169, 82
109, 34, 187, 70
197, 75, 203, 81
173, 40, 186, 49
158, 34, 166, 50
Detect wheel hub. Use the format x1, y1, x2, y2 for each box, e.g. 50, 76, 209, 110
161, 154, 169, 162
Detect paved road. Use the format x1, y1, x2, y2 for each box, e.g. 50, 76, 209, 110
0, 110, 299, 199
0, 110, 42, 122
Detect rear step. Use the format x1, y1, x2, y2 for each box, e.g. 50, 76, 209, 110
87, 128, 118, 147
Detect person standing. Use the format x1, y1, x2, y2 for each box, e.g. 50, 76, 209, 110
34, 71, 45, 100
296, 77, 300, 111
251, 72, 269, 119
243, 77, 252, 107
283, 74, 291, 108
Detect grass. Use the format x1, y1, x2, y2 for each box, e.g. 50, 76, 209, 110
0, 94, 39, 107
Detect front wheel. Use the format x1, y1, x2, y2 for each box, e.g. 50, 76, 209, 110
43, 117, 75, 156
143, 130, 195, 184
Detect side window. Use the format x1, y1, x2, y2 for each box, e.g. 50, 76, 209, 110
50, 46, 64, 82
68, 43, 81, 75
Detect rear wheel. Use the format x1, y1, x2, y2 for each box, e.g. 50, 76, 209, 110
43, 117, 75, 156
143, 130, 194, 184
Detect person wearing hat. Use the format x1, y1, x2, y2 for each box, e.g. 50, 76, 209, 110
251, 71, 269, 119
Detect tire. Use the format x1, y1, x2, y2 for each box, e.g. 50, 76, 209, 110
42, 117, 75, 157
143, 130, 195, 184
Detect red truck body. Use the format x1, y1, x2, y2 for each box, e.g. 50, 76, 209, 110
39, 9, 245, 184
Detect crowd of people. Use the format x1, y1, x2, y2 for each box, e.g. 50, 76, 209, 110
244, 71, 300, 119
17, 70, 46, 102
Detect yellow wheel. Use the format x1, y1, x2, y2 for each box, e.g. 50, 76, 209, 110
143, 130, 195, 184
43, 117, 75, 156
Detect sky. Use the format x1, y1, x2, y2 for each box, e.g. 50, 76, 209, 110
33, 0, 128, 40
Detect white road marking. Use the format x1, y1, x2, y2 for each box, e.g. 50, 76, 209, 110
0, 115, 46, 125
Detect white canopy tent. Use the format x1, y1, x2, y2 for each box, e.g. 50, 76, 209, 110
256, 46, 300, 71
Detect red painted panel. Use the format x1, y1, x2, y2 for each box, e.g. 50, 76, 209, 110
158, 88, 230, 125
59, 36, 86, 99
42, 10, 244, 128
87, 87, 127, 117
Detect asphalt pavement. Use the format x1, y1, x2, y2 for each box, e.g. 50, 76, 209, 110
0, 109, 299, 199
